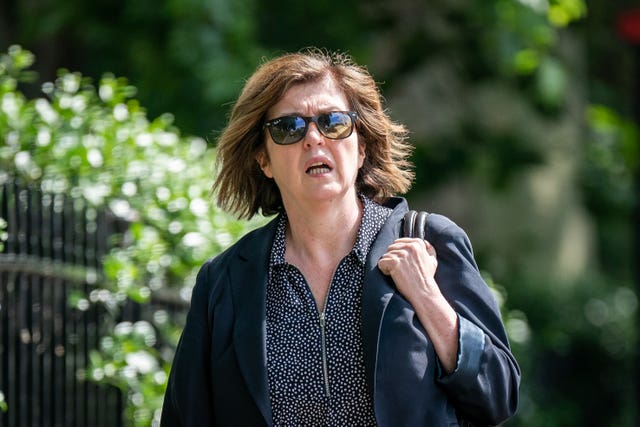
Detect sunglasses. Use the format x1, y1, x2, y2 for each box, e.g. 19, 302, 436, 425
263, 111, 357, 145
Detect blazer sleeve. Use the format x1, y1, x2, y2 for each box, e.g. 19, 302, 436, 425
427, 214, 521, 426
160, 259, 217, 427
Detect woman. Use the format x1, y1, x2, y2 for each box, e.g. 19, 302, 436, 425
160, 49, 520, 426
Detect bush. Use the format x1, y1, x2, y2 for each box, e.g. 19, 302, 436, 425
0, 45, 260, 426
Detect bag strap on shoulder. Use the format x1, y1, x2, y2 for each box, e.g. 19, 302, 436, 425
402, 210, 482, 427
402, 210, 429, 240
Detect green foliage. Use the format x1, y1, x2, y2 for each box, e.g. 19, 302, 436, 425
0, 45, 37, 84
548, 0, 587, 27
484, 0, 584, 77
583, 104, 638, 215
0, 45, 259, 425
481, 0, 579, 109
488, 0, 558, 75
357, 0, 587, 197
505, 273, 637, 427
85, 321, 169, 426
581, 104, 638, 281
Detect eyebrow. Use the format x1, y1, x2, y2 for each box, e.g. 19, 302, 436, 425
270, 108, 348, 118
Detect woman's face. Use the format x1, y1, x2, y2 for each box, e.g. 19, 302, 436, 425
257, 75, 365, 209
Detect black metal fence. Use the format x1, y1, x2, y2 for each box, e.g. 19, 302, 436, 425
0, 181, 124, 427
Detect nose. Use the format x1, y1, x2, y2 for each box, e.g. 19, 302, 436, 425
303, 122, 326, 148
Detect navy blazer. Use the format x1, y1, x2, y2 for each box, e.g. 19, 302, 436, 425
160, 197, 520, 426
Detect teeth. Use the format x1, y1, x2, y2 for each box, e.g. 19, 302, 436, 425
308, 167, 330, 175
306, 162, 331, 175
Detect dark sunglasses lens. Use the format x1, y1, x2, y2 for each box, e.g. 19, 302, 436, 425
270, 116, 307, 144
318, 112, 353, 139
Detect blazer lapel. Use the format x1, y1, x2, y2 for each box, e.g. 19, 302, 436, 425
361, 198, 407, 392
230, 218, 278, 426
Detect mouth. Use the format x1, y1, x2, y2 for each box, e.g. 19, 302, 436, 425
306, 161, 332, 175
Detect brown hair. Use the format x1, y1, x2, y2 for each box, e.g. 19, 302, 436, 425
212, 48, 414, 219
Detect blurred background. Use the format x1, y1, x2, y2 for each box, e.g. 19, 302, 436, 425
0, 0, 638, 426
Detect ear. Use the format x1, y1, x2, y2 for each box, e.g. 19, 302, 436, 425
357, 140, 366, 169
255, 149, 273, 178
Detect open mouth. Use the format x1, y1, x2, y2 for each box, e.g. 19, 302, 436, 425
306, 162, 332, 175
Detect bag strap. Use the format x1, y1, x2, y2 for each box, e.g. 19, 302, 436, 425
402, 210, 429, 240
402, 212, 483, 427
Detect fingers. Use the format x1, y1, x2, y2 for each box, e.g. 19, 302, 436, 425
386, 238, 436, 256
377, 238, 437, 276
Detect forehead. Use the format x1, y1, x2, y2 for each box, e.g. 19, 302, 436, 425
270, 75, 350, 116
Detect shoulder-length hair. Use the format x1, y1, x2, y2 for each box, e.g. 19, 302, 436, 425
213, 48, 414, 219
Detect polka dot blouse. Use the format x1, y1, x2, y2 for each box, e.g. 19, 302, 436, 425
266, 196, 392, 426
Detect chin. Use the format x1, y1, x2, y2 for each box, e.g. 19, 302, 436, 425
308, 185, 356, 201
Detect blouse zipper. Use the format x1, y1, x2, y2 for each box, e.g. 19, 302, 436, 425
318, 261, 342, 400
319, 310, 331, 398
312, 258, 347, 400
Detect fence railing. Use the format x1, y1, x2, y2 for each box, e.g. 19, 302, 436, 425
0, 181, 124, 427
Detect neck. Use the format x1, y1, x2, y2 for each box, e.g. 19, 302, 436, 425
283, 192, 363, 264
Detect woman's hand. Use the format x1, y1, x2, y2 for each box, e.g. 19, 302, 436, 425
377, 237, 439, 301
378, 237, 460, 374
